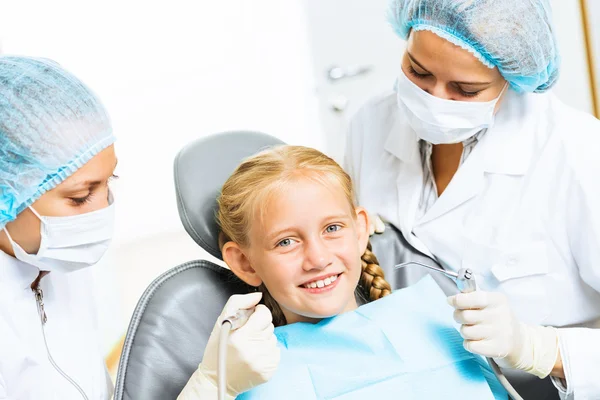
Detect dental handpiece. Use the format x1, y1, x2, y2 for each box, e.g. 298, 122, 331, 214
394, 261, 477, 292
218, 307, 256, 400
394, 261, 523, 400
222, 308, 255, 330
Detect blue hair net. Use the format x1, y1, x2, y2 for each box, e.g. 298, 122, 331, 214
388, 0, 561, 93
0, 56, 115, 229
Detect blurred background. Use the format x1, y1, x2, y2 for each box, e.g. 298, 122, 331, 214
0, 0, 598, 376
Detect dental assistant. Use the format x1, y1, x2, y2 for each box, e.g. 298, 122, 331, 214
344, 1, 600, 399
0, 57, 117, 399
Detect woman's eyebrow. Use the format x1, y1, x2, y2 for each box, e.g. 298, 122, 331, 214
408, 51, 493, 85
454, 79, 493, 85
65, 180, 103, 191
64, 159, 119, 191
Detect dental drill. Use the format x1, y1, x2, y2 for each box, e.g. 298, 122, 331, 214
395, 261, 524, 400
218, 308, 255, 400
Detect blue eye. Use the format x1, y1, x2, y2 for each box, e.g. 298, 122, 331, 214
326, 224, 341, 233
277, 238, 293, 247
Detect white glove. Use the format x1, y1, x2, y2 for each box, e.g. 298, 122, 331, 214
447, 290, 559, 379
178, 292, 280, 400
368, 213, 386, 236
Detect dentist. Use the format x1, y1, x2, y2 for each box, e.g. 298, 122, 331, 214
345, 1, 600, 399
0, 56, 117, 399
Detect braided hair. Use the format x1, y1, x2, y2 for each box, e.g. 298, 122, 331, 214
358, 241, 391, 303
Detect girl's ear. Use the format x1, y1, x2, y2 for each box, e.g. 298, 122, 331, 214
222, 241, 263, 287
354, 207, 370, 255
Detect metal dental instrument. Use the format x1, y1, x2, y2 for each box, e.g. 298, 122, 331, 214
218, 308, 255, 400
395, 261, 524, 400
395, 261, 477, 293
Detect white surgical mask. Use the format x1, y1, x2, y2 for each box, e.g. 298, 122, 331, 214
4, 193, 115, 273
396, 68, 507, 144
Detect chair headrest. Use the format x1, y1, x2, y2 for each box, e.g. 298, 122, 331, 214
174, 131, 285, 259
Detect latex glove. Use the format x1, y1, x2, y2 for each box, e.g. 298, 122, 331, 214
178, 292, 280, 400
447, 290, 559, 379
368, 213, 386, 236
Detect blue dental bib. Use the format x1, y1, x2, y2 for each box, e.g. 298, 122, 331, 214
238, 275, 507, 399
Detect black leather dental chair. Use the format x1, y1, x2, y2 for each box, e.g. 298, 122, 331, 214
113, 131, 559, 400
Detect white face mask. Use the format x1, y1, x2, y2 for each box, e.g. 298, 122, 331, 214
4, 194, 115, 273
396, 68, 507, 144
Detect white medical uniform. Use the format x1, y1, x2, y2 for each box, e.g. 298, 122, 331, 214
344, 89, 600, 399
0, 251, 112, 400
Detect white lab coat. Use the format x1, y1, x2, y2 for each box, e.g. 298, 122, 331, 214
344, 89, 600, 399
0, 251, 112, 400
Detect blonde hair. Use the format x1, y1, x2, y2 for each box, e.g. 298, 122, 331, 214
217, 145, 391, 326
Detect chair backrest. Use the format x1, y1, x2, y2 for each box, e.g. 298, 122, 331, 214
114, 131, 557, 400
113, 261, 248, 399
174, 130, 285, 259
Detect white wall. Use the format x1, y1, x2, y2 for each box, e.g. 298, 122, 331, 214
0, 0, 321, 355
0, 0, 322, 243
586, 0, 600, 114
550, 0, 594, 114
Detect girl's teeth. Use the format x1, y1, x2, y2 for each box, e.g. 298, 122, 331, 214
304, 275, 339, 289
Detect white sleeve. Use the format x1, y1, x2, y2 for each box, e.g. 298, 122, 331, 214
551, 329, 600, 400
552, 126, 600, 399
0, 374, 15, 400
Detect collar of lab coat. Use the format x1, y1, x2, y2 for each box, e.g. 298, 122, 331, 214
0, 249, 41, 292
383, 108, 419, 164
384, 89, 541, 176
481, 89, 541, 176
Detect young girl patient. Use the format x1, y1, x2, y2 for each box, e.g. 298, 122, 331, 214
178, 146, 505, 399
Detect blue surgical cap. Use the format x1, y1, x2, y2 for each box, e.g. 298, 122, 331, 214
0, 56, 115, 229
388, 0, 561, 93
